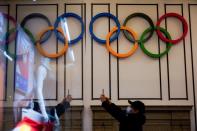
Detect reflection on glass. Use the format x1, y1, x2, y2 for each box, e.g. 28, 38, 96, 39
0, 13, 7, 42
14, 27, 35, 123
36, 57, 51, 122
0, 12, 6, 130
0, 13, 4, 41
60, 18, 75, 67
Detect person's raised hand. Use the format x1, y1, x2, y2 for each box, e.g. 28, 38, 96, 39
61, 94, 72, 104
100, 94, 109, 102
66, 94, 72, 102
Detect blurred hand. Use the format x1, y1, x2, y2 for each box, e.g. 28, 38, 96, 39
43, 113, 49, 123
100, 94, 109, 102
62, 95, 72, 103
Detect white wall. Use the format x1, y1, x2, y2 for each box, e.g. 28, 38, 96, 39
0, 0, 197, 130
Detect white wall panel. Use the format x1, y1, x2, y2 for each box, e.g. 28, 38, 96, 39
188, 4, 197, 130
165, 4, 188, 100
117, 4, 161, 99
91, 4, 111, 99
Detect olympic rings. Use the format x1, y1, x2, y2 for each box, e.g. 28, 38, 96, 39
54, 12, 84, 45
106, 26, 138, 58
139, 26, 172, 58
0, 13, 17, 45
21, 13, 52, 44
0, 11, 189, 59
89, 12, 121, 44
123, 13, 154, 43
36, 26, 68, 58
156, 13, 188, 44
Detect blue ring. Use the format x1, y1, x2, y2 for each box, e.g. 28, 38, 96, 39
54, 12, 84, 45
89, 12, 121, 44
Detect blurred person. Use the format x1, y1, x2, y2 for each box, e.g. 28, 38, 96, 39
13, 95, 72, 131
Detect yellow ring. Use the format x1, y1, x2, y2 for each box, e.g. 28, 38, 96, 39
106, 26, 138, 58
36, 26, 68, 58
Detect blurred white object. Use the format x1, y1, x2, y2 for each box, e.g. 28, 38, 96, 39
60, 18, 70, 42
0, 13, 11, 61
0, 48, 13, 61
60, 18, 75, 67
0, 13, 6, 41
40, 57, 51, 70
16, 26, 32, 55
21, 108, 45, 122
36, 57, 51, 122
66, 47, 75, 67
0, 13, 3, 35
53, 109, 60, 131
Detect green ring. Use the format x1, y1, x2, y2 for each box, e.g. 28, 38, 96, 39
139, 26, 173, 58
4, 28, 36, 59
23, 27, 36, 45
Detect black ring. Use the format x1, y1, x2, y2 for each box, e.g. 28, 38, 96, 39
20, 13, 52, 44
123, 12, 154, 43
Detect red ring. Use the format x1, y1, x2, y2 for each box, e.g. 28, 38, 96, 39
156, 13, 188, 44
0, 13, 17, 45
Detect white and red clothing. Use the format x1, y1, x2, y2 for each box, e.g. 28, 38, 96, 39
13, 109, 53, 131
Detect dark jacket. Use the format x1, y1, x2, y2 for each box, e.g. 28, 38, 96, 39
102, 101, 146, 131
49, 102, 70, 118
33, 101, 70, 120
